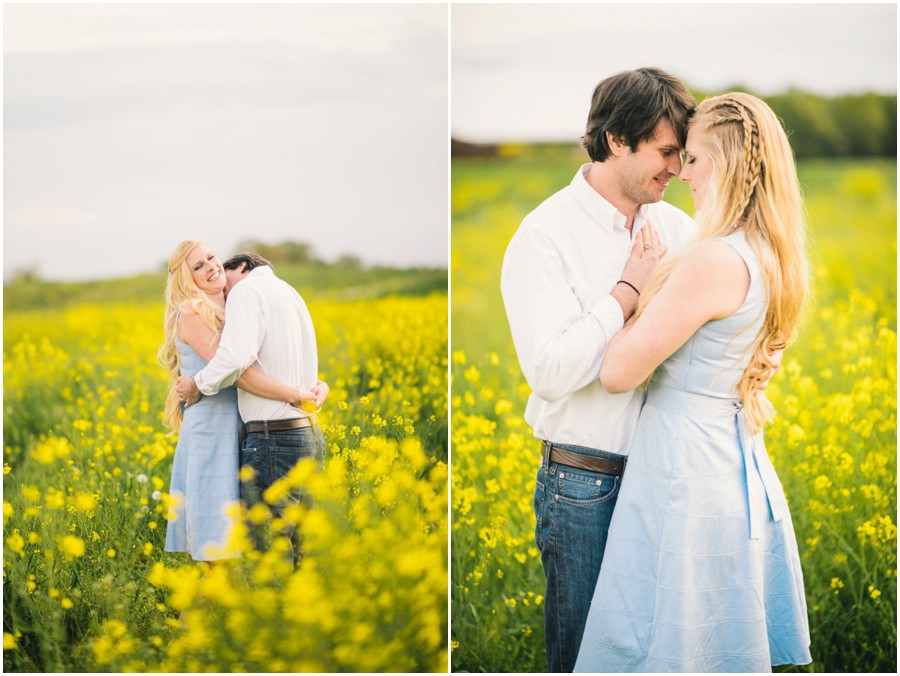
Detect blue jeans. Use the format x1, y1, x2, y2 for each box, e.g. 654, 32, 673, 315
534, 442, 624, 672
240, 422, 325, 565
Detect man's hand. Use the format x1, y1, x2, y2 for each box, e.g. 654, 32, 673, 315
176, 376, 202, 407
312, 379, 330, 408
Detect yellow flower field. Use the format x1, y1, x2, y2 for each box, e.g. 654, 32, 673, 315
450, 153, 896, 672
3, 293, 448, 672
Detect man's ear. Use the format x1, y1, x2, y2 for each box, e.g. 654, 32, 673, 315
241, 262, 249, 274
607, 132, 628, 157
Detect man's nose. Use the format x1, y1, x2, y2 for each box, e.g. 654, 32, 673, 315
667, 155, 682, 177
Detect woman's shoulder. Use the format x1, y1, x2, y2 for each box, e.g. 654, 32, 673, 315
174, 301, 207, 325
174, 302, 214, 343
670, 237, 751, 317
679, 236, 748, 272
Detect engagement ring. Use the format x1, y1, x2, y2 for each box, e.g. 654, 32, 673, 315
644, 243, 652, 251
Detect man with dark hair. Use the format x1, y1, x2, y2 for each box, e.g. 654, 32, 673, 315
222, 252, 273, 274
221, 252, 274, 298
176, 251, 328, 564
582, 67, 694, 163
500, 68, 697, 672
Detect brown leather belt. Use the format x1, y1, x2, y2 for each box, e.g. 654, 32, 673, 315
243, 417, 312, 434
541, 440, 625, 476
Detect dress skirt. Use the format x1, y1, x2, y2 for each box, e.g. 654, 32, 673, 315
164, 386, 242, 561
574, 386, 812, 672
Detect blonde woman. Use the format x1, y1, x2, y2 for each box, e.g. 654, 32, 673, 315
575, 94, 812, 671
159, 240, 316, 561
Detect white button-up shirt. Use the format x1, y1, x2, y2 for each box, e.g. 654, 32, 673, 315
194, 266, 319, 423
500, 164, 697, 455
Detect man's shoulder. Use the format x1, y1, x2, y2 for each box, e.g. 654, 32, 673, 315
524, 183, 576, 227
227, 269, 275, 303
229, 272, 304, 316
254, 270, 303, 297
507, 184, 575, 249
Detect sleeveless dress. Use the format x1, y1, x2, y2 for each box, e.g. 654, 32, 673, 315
575, 231, 812, 672
164, 333, 242, 561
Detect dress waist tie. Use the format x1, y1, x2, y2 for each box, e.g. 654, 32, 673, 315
735, 402, 789, 539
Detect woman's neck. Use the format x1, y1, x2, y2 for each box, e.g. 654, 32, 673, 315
206, 291, 226, 309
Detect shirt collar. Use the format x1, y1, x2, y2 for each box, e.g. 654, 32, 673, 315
247, 265, 275, 279
571, 163, 650, 234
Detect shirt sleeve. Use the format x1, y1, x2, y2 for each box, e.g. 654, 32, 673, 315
500, 228, 624, 403
193, 284, 267, 395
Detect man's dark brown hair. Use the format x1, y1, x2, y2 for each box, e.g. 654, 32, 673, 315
222, 252, 274, 273
582, 67, 697, 162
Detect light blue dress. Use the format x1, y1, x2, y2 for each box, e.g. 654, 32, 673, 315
164, 333, 242, 561
575, 232, 812, 672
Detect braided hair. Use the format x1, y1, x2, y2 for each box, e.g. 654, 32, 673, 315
637, 93, 808, 433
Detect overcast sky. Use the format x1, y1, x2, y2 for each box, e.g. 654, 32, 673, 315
4, 3, 897, 282
452, 3, 897, 142
4, 3, 448, 282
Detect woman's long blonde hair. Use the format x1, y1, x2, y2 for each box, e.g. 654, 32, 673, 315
158, 240, 225, 432
639, 92, 808, 433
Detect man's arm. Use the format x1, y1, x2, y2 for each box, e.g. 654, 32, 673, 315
193, 285, 267, 396
501, 229, 658, 403
175, 310, 315, 406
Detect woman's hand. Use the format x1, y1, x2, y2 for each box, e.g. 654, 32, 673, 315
611, 223, 668, 320
289, 387, 317, 410
288, 380, 329, 413
311, 379, 330, 408
622, 222, 668, 290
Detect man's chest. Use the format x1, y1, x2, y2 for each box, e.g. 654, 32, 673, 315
554, 224, 640, 306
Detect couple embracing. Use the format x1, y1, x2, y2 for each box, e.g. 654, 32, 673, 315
159, 244, 327, 566
502, 68, 813, 672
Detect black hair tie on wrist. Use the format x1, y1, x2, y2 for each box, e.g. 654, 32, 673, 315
616, 280, 640, 296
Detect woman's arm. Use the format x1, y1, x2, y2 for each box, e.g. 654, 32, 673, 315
177, 312, 313, 406
599, 239, 751, 393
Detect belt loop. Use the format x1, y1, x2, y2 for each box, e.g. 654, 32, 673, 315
263, 420, 270, 439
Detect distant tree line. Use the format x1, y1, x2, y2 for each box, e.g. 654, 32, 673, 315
233, 239, 363, 269
452, 90, 897, 159
697, 88, 897, 158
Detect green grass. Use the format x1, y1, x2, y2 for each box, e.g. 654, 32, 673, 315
4, 264, 447, 313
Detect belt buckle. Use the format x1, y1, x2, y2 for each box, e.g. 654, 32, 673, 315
541, 440, 552, 470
